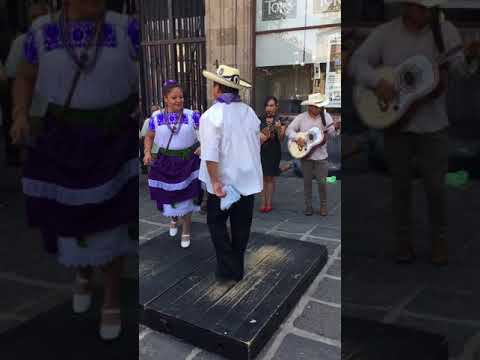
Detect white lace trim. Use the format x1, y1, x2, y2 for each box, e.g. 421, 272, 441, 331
22, 158, 138, 206
148, 170, 199, 191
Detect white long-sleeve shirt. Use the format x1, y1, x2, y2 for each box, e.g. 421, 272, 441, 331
349, 17, 472, 134
286, 110, 337, 161
199, 101, 263, 196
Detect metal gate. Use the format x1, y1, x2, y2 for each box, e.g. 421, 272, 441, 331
138, 0, 207, 116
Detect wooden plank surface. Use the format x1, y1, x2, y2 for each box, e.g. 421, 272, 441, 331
139, 222, 328, 360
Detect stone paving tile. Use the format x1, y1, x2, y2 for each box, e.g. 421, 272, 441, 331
326, 259, 341, 277
341, 305, 387, 322
14, 291, 69, 320
271, 334, 341, 360
312, 277, 341, 304
301, 237, 339, 255
193, 350, 228, 360
269, 231, 303, 241
0, 279, 65, 314
139, 329, 196, 360
310, 226, 341, 240
397, 313, 480, 357
0, 318, 22, 334
342, 277, 415, 309
275, 221, 318, 235
294, 302, 341, 341
405, 287, 480, 322
139, 222, 162, 236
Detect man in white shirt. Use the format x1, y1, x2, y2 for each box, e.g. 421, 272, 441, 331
199, 65, 264, 281
348, 0, 480, 265
286, 93, 340, 217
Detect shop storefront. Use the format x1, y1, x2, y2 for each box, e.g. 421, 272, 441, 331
254, 0, 341, 116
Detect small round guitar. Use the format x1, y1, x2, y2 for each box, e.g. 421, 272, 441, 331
288, 127, 325, 159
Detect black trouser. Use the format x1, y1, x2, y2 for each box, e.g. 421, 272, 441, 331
207, 193, 255, 281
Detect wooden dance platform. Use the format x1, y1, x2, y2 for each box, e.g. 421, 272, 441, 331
139, 222, 328, 360
342, 317, 448, 360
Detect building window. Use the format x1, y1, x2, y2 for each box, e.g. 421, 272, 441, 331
255, 0, 341, 115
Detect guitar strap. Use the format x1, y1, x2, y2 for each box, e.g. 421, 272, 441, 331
430, 7, 447, 66
320, 110, 327, 128
429, 6, 449, 100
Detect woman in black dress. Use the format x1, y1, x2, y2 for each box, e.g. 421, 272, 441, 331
259, 96, 286, 212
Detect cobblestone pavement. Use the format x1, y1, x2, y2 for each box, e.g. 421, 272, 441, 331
342, 165, 480, 360
139, 171, 342, 360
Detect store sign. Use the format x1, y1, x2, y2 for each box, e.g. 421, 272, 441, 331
262, 0, 297, 21
314, 0, 341, 14
325, 33, 341, 108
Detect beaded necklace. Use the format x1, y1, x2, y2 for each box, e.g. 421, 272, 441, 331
58, 9, 105, 72
165, 110, 185, 135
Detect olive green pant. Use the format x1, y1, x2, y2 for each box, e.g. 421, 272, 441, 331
384, 129, 448, 242
301, 159, 329, 209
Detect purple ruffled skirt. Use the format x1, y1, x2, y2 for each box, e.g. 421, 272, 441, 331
22, 112, 138, 254
148, 151, 201, 215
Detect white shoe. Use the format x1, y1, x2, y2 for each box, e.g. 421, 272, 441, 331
73, 276, 92, 314
100, 308, 122, 341
181, 234, 191, 248
169, 219, 178, 237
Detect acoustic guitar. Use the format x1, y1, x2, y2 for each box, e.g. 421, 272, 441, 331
288, 124, 337, 159
353, 45, 464, 129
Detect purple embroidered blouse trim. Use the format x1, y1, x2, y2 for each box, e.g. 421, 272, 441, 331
43, 22, 116, 51
192, 111, 201, 130
149, 112, 196, 132
24, 31, 39, 64
127, 18, 140, 56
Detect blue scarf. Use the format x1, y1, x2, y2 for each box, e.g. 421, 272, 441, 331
215, 93, 241, 104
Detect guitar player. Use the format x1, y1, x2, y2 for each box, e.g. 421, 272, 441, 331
286, 93, 340, 217
349, 0, 480, 265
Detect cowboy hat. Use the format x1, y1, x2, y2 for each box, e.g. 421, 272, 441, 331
385, 0, 447, 7
301, 93, 330, 108
202, 65, 252, 90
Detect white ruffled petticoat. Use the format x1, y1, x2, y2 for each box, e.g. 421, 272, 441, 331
162, 198, 200, 218
57, 224, 137, 267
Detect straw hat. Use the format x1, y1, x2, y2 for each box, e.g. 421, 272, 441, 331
202, 65, 252, 90
385, 0, 447, 7
301, 93, 330, 108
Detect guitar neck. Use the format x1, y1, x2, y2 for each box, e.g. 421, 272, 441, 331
436, 44, 464, 67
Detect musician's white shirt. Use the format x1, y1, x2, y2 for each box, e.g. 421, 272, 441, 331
286, 110, 337, 161
199, 101, 263, 196
349, 17, 467, 133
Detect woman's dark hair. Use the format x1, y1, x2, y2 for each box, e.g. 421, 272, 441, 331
213, 81, 239, 96
264, 96, 278, 107
162, 80, 183, 98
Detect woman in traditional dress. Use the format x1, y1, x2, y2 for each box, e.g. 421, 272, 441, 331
10, 0, 139, 340
143, 80, 201, 248
259, 96, 286, 213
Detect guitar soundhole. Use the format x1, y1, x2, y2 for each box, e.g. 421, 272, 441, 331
404, 71, 415, 86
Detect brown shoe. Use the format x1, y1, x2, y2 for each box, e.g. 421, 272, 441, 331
319, 203, 328, 216
395, 240, 416, 264
304, 206, 314, 216
431, 238, 448, 266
